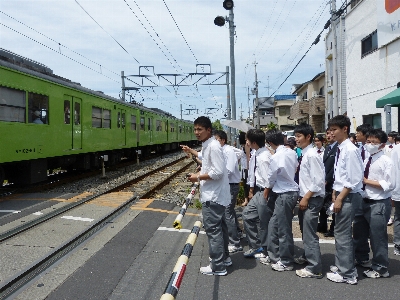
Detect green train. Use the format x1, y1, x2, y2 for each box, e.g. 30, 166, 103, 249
0, 49, 197, 184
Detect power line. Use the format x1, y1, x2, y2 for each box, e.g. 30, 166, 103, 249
75, 0, 139, 64
0, 22, 119, 83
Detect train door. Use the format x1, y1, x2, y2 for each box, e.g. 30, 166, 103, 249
118, 109, 127, 146
72, 98, 82, 149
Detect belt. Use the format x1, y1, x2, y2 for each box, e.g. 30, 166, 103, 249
229, 183, 239, 185
363, 198, 387, 203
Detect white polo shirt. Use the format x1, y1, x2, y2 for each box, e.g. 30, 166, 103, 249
199, 136, 230, 206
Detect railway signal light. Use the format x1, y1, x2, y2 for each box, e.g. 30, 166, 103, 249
214, 16, 226, 27
223, 0, 234, 10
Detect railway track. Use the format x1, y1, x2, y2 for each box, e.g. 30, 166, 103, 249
0, 155, 195, 299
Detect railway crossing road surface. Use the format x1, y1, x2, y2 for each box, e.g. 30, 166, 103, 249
7, 199, 400, 300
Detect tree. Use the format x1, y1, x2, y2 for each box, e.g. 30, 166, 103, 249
265, 121, 278, 131
212, 119, 223, 130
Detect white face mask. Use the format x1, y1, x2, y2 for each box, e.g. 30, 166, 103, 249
365, 143, 382, 155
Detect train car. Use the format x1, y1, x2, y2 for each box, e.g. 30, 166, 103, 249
0, 49, 196, 184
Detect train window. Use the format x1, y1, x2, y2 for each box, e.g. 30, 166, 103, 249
64, 100, 70, 124
140, 117, 145, 130
92, 106, 102, 128
103, 109, 111, 128
0, 86, 26, 123
148, 118, 152, 131
156, 120, 162, 131
74, 102, 80, 125
170, 123, 175, 132
28, 92, 48, 124
131, 115, 137, 130
117, 112, 121, 128
121, 113, 125, 129
179, 125, 182, 133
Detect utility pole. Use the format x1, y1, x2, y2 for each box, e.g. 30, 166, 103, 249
254, 62, 260, 129
229, 8, 236, 123
331, 0, 339, 116
226, 66, 232, 142
247, 86, 251, 121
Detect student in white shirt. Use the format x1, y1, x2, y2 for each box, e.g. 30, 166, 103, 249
356, 124, 373, 162
384, 131, 397, 157
187, 116, 231, 276
353, 129, 393, 279
390, 143, 400, 256
326, 115, 363, 285
293, 123, 325, 279
260, 129, 299, 271
242, 129, 274, 259
313, 134, 325, 157
214, 130, 243, 254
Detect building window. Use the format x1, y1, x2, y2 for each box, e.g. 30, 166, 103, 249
363, 114, 382, 129
361, 30, 378, 57
279, 106, 290, 116
0, 86, 26, 123
351, 0, 363, 9
319, 86, 324, 96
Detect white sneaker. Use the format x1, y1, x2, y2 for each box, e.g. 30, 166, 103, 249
327, 272, 357, 285
330, 265, 338, 273
296, 268, 323, 279
228, 245, 243, 253
200, 265, 227, 276
254, 252, 266, 259
271, 261, 293, 271
259, 256, 271, 265
394, 245, 400, 256
388, 217, 394, 226
363, 269, 389, 278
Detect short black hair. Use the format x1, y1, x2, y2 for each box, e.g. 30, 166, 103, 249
285, 137, 296, 149
294, 123, 314, 142
356, 123, 373, 135
366, 128, 388, 144
194, 116, 212, 129
388, 131, 399, 138
349, 132, 356, 139
327, 115, 351, 135
214, 130, 227, 143
265, 129, 285, 146
239, 132, 246, 145
395, 135, 400, 143
246, 129, 265, 148
315, 134, 325, 143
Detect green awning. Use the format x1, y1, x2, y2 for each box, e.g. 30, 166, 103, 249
376, 88, 400, 108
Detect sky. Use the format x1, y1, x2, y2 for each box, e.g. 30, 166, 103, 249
0, 0, 333, 122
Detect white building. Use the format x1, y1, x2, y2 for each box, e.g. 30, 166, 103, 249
326, 0, 400, 132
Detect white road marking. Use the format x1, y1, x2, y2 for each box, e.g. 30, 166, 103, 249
61, 216, 94, 222
33, 212, 44, 215
158, 226, 206, 234
0, 210, 21, 214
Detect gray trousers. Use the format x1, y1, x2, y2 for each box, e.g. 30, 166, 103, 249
298, 196, 324, 274
267, 191, 299, 266
225, 183, 241, 247
202, 201, 229, 272
334, 192, 362, 279
394, 201, 400, 246
242, 188, 276, 250
353, 198, 390, 273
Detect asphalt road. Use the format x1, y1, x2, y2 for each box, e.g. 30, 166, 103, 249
7, 200, 400, 300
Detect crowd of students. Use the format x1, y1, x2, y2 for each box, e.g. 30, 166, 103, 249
182, 115, 400, 285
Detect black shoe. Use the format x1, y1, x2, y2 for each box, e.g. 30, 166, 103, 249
324, 231, 334, 237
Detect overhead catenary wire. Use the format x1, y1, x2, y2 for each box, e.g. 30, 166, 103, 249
0, 22, 119, 84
